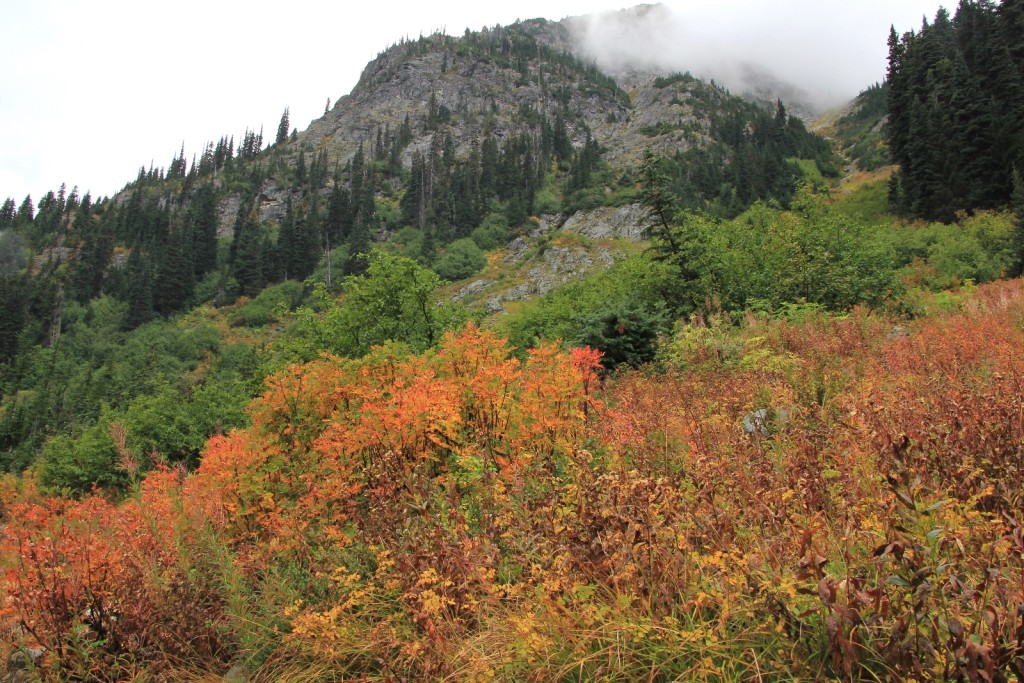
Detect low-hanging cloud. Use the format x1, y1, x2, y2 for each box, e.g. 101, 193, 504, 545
568, 2, 943, 114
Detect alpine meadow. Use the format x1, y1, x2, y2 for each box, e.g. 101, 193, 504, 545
1, 3, 1023, 681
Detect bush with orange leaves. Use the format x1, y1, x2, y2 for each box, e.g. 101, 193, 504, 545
1, 324, 604, 678
0, 471, 231, 680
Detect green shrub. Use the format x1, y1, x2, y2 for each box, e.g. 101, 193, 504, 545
38, 412, 128, 494
572, 301, 668, 370
470, 214, 509, 251
229, 280, 304, 327
433, 238, 487, 281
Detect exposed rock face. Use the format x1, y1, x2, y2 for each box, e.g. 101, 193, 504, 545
299, 28, 628, 169
451, 277, 494, 301
451, 199, 646, 312
527, 245, 616, 295
561, 204, 647, 241
256, 179, 289, 224
481, 243, 616, 313
292, 17, 771, 173
503, 237, 530, 263
217, 179, 305, 236
217, 195, 240, 238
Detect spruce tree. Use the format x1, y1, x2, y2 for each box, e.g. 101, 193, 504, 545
1011, 167, 1024, 275
123, 244, 153, 329
0, 199, 16, 230
888, 1, 1024, 219
274, 107, 290, 146
15, 196, 32, 229
153, 227, 194, 315
68, 201, 113, 303
188, 185, 219, 278
231, 200, 265, 296
0, 273, 25, 362
277, 196, 298, 280
323, 179, 343, 240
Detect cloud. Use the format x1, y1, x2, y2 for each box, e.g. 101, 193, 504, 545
0, 1, 943, 202
569, 1, 943, 114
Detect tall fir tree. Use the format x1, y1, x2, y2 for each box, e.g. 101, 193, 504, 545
123, 244, 153, 330
276, 107, 291, 146
0, 199, 16, 230
231, 199, 265, 296
188, 185, 219, 278
153, 226, 194, 315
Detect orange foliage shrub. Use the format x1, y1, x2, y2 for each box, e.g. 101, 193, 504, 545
1, 479, 229, 679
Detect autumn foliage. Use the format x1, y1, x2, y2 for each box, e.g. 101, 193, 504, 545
2, 292, 1024, 680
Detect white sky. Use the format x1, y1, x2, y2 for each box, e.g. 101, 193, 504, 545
0, 1, 943, 204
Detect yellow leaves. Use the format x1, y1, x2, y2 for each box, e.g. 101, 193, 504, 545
508, 612, 552, 663
288, 605, 353, 655
416, 588, 455, 618
414, 566, 448, 588
407, 567, 456, 621
282, 599, 304, 618
329, 565, 362, 586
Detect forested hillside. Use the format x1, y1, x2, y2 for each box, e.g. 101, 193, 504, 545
2, 3, 1024, 680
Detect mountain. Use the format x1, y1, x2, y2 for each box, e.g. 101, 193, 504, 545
201, 14, 836, 313
0, 6, 848, 476
563, 4, 824, 119
297, 9, 828, 180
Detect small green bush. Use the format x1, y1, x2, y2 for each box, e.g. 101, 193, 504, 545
433, 238, 487, 281
229, 280, 305, 327
470, 214, 509, 251
39, 412, 128, 494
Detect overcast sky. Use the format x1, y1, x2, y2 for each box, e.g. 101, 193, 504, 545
0, 0, 943, 205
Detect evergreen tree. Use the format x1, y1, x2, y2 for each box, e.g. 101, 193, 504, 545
276, 107, 291, 146
888, 1, 1024, 219
68, 200, 113, 303
1011, 167, 1024, 275
0, 198, 16, 230
325, 176, 351, 246
0, 273, 25, 362
153, 222, 195, 316
168, 143, 187, 178
231, 200, 265, 296
123, 244, 153, 329
276, 196, 298, 280
552, 113, 572, 162
299, 195, 322, 279
640, 149, 710, 316
16, 195, 33, 228
188, 185, 219, 278
346, 169, 374, 277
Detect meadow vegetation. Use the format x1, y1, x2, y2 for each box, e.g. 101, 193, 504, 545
2, 278, 1023, 681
